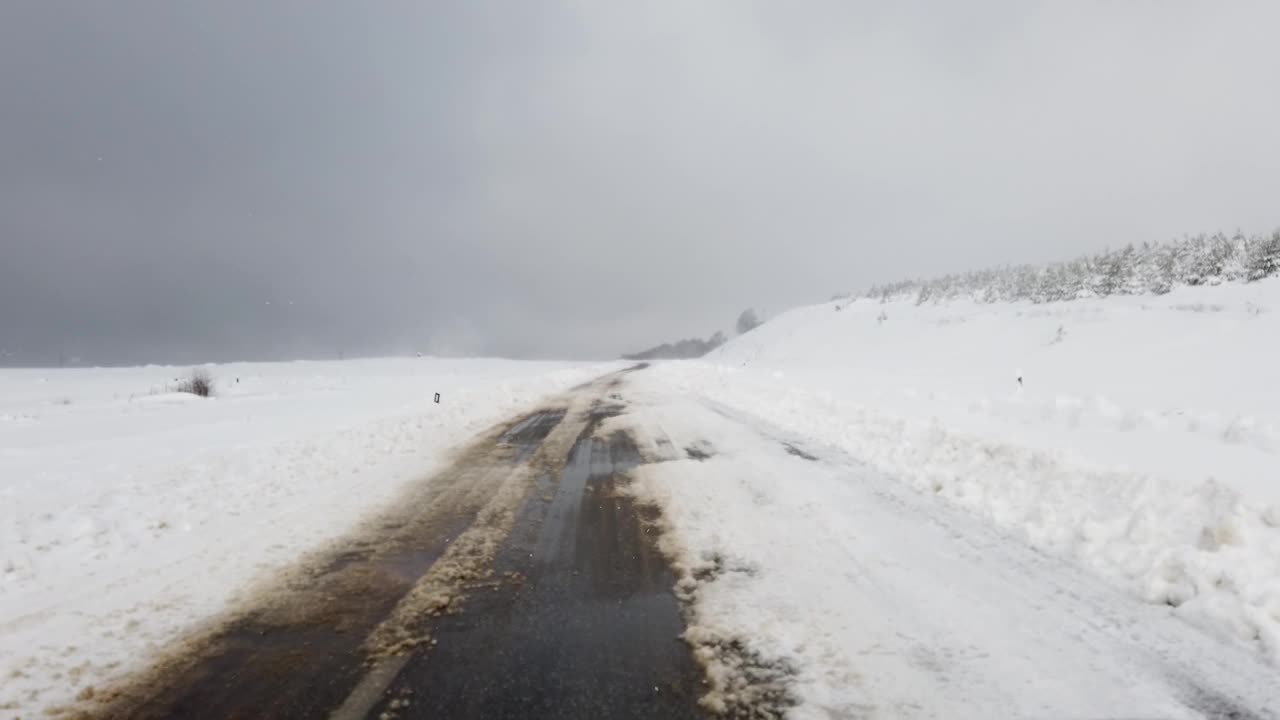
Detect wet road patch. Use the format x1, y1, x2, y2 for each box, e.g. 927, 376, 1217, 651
92, 494, 487, 718
84, 407, 568, 720
366, 425, 705, 719
586, 400, 627, 423
500, 408, 568, 461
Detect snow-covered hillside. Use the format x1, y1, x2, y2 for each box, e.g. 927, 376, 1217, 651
0, 357, 608, 714
657, 278, 1280, 663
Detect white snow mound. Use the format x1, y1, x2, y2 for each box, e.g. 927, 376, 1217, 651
670, 278, 1280, 662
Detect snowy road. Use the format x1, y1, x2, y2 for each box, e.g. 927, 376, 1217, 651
86, 367, 705, 719
80, 365, 1278, 719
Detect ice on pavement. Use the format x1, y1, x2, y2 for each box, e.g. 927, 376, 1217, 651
613, 278, 1280, 716
0, 357, 608, 715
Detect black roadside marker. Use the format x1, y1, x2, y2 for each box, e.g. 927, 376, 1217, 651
434, 393, 441, 403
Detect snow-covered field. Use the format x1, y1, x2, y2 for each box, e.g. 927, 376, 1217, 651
5, 278, 1279, 718
619, 277, 1280, 712
0, 357, 607, 715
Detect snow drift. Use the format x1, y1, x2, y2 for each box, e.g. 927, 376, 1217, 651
661, 278, 1280, 663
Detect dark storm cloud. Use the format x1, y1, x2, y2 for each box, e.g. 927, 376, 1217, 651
2, 2, 1279, 365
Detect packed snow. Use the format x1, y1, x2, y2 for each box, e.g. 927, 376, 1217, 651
610, 278, 1280, 716
607, 391, 1280, 718
0, 357, 608, 716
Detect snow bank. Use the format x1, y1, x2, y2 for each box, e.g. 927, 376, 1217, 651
663, 278, 1280, 663
610, 391, 1280, 718
0, 357, 608, 715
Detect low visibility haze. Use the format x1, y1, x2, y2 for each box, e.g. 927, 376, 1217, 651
2, 1, 1279, 365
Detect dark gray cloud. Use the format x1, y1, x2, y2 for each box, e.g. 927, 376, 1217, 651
3, 1, 1278, 365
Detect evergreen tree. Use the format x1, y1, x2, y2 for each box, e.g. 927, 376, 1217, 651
852, 228, 1275, 308
1149, 246, 1176, 294
1095, 248, 1130, 297
1248, 231, 1280, 281
1203, 233, 1235, 282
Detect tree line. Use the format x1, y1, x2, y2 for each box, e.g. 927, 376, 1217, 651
863, 230, 1280, 306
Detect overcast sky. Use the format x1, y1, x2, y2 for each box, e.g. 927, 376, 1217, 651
2, 1, 1278, 365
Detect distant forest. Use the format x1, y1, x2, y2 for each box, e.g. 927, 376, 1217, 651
862, 230, 1280, 305
622, 309, 763, 360
622, 332, 727, 361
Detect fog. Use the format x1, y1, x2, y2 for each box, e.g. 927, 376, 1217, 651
2, 1, 1278, 365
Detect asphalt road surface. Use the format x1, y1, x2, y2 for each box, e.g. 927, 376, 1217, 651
91, 366, 705, 720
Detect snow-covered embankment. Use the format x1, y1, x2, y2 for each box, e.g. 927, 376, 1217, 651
656, 279, 1280, 662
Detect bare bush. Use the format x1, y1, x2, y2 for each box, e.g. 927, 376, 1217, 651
175, 369, 214, 397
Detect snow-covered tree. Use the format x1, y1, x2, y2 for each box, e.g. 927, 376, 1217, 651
857, 227, 1278, 306
1248, 231, 1280, 281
